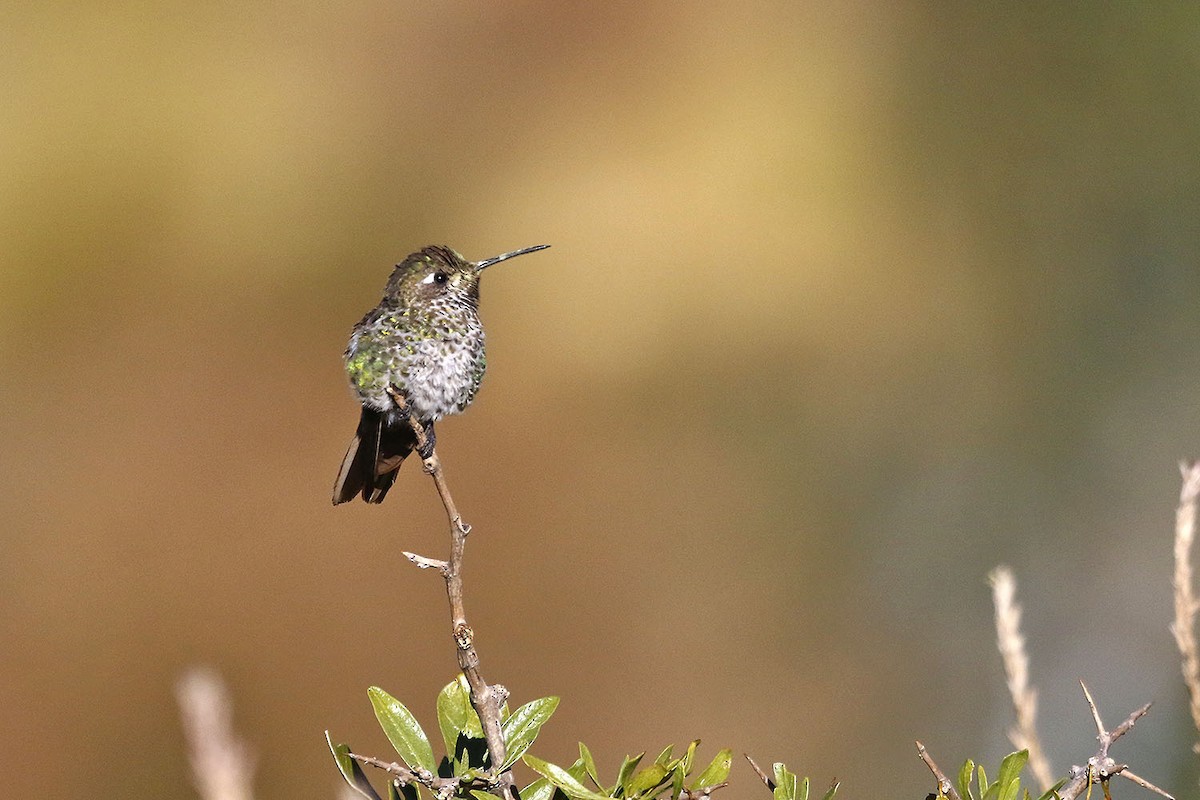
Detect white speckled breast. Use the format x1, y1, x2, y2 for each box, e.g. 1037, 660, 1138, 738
401, 327, 486, 421
345, 298, 486, 422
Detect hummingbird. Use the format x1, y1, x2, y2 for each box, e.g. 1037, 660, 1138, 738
332, 243, 550, 504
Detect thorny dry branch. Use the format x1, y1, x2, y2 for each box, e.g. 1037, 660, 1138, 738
345, 751, 466, 798
386, 385, 515, 800
343, 746, 505, 800
917, 684, 1172, 800
1054, 683, 1172, 800
1172, 460, 1200, 755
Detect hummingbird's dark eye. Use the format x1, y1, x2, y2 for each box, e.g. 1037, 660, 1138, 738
433, 271, 448, 285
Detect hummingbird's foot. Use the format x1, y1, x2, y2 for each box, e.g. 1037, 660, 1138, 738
417, 420, 437, 460
386, 385, 412, 421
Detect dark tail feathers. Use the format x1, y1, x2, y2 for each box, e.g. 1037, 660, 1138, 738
331, 407, 416, 504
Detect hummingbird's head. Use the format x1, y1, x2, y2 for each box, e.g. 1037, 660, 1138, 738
385, 246, 477, 307
383, 244, 550, 309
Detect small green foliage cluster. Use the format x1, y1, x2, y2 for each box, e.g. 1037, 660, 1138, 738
762, 762, 839, 800
327, 676, 1079, 800
328, 675, 558, 800
945, 751, 1065, 800
523, 738, 733, 800
327, 676, 827, 800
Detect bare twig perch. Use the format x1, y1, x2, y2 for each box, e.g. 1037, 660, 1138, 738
915, 740, 961, 800
386, 386, 514, 799
1172, 460, 1200, 754
989, 566, 1054, 790
176, 667, 257, 800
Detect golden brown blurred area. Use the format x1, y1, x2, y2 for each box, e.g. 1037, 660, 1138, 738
4, 3, 1200, 797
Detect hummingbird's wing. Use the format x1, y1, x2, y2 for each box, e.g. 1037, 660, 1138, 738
331, 424, 371, 504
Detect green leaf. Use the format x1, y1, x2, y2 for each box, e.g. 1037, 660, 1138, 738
1035, 779, 1067, 800
616, 753, 646, 793
524, 755, 612, 800
974, 762, 993, 800
627, 764, 671, 796
579, 743, 603, 791
654, 745, 675, 767
500, 696, 560, 770
471, 792, 505, 800
996, 751, 1028, 800
772, 763, 797, 800
680, 741, 700, 775
671, 765, 685, 800
567, 756, 590, 783
798, 776, 810, 800
368, 687, 437, 773
957, 760, 975, 800
326, 731, 383, 800
438, 675, 484, 753
522, 777, 555, 800
819, 781, 840, 800
690, 748, 733, 789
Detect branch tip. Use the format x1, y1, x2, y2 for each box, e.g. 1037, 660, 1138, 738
743, 754, 774, 790
1078, 681, 1105, 737
915, 740, 960, 800
403, 551, 449, 572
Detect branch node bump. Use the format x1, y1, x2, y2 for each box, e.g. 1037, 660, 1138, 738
454, 623, 474, 650
403, 551, 450, 573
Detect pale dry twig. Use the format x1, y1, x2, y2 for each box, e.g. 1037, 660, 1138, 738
176, 667, 257, 800
1171, 460, 1200, 755
989, 566, 1054, 790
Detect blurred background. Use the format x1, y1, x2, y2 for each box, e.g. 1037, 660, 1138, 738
3, 2, 1200, 797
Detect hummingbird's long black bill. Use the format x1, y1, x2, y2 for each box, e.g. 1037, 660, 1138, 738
475, 244, 550, 270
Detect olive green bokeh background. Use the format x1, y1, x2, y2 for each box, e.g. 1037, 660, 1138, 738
3, 3, 1200, 797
